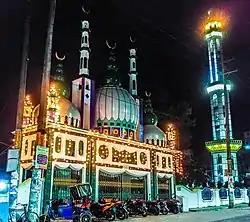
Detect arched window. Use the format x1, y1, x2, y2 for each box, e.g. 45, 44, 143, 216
157, 155, 159, 166
222, 93, 225, 106
31, 140, 36, 156
80, 57, 83, 69
217, 155, 222, 164
24, 140, 28, 155
71, 117, 74, 126
157, 139, 160, 146
146, 139, 149, 144
213, 94, 218, 107
132, 61, 136, 69
231, 155, 234, 170
83, 57, 88, 69
152, 139, 155, 145
65, 140, 75, 156
64, 116, 68, 125
79, 141, 84, 156
84, 36, 88, 44
132, 80, 136, 90
86, 84, 90, 90
55, 137, 62, 153
168, 157, 172, 168
162, 157, 166, 168
161, 140, 164, 147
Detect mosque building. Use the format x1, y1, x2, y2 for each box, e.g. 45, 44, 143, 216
18, 11, 183, 205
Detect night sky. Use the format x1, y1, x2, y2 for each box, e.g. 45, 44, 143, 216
0, 0, 250, 166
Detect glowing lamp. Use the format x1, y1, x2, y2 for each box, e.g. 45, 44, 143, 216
0, 181, 8, 193
200, 9, 230, 37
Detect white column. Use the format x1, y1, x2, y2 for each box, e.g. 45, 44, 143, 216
19, 166, 23, 184
95, 168, 99, 202
147, 172, 151, 200
49, 162, 55, 199
81, 164, 86, 183
170, 175, 175, 197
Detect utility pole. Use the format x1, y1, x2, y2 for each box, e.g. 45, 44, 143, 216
28, 0, 56, 217
222, 55, 237, 209
9, 1, 31, 221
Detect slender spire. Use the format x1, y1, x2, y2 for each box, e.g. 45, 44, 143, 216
143, 92, 158, 125
51, 53, 69, 98
104, 41, 121, 86
129, 36, 138, 96
79, 6, 90, 76
54, 52, 65, 82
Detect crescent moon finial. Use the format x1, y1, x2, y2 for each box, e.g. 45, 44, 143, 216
82, 5, 90, 14
106, 40, 116, 50
55, 52, 66, 61
145, 91, 151, 98
129, 36, 136, 43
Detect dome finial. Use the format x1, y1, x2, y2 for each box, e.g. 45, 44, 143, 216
129, 36, 136, 43
106, 40, 116, 50
55, 52, 66, 61
145, 91, 151, 98
103, 40, 121, 86
82, 5, 90, 14
51, 52, 70, 99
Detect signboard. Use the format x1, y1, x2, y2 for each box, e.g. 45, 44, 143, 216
6, 149, 19, 172
35, 146, 49, 169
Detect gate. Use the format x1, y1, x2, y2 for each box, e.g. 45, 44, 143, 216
99, 170, 147, 200
158, 176, 171, 200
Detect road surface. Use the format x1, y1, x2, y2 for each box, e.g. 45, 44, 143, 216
125, 208, 250, 222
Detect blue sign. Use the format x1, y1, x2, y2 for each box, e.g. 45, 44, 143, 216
234, 187, 242, 199
219, 187, 228, 199
201, 187, 212, 201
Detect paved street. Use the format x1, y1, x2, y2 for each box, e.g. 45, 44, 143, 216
125, 208, 250, 222
216, 215, 250, 222
56, 208, 250, 222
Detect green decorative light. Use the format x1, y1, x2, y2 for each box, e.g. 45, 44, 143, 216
205, 140, 242, 152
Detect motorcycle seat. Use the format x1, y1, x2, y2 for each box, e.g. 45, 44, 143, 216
100, 203, 111, 207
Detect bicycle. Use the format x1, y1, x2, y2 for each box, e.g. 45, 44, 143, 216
8, 203, 39, 222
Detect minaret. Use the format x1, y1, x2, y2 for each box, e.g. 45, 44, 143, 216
79, 20, 90, 76
72, 7, 95, 130
128, 38, 144, 142
129, 47, 137, 96
204, 10, 242, 184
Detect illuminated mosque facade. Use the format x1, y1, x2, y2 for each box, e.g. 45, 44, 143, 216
18, 12, 183, 204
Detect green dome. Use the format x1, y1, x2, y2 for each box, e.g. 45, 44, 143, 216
51, 79, 70, 99
144, 112, 158, 125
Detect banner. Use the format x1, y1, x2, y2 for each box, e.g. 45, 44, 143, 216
35, 146, 49, 169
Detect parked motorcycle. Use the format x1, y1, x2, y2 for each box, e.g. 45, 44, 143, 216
125, 199, 147, 217
145, 200, 160, 216
110, 199, 128, 220
166, 199, 182, 214
90, 199, 116, 221
157, 200, 169, 215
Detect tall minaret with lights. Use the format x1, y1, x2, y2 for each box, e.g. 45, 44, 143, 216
204, 10, 242, 184
72, 6, 95, 129
128, 37, 144, 142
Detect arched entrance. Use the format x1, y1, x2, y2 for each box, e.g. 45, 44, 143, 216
98, 169, 148, 200
158, 175, 171, 200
